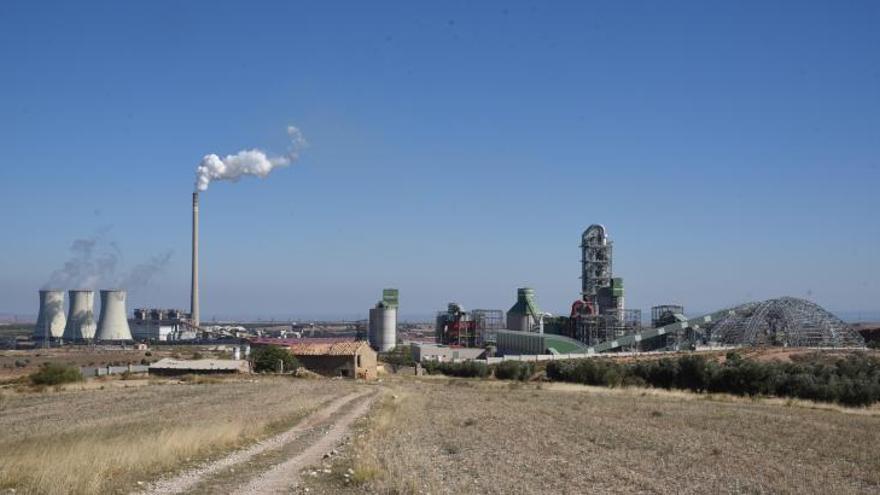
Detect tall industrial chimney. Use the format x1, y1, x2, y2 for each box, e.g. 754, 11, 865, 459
191, 191, 200, 328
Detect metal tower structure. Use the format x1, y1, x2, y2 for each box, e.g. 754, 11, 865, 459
580, 224, 613, 308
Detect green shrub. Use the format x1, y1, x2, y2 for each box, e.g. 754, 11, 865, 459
494, 361, 534, 381
29, 364, 83, 386
250, 346, 300, 373
423, 360, 488, 378
544, 353, 880, 407
380, 345, 414, 368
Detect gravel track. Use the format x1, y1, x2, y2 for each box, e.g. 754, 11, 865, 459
232, 392, 376, 494
139, 389, 373, 495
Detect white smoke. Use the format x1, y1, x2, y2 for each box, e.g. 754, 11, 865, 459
45, 229, 173, 291
195, 125, 307, 191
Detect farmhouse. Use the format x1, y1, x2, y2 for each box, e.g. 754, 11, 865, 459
287, 340, 377, 380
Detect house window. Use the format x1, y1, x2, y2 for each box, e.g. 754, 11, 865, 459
356, 354, 361, 367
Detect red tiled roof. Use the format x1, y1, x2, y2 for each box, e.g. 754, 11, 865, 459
249, 337, 355, 346
287, 341, 370, 356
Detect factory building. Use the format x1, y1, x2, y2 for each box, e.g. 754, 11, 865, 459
435, 304, 503, 347
411, 343, 487, 362
495, 329, 590, 355
130, 308, 195, 341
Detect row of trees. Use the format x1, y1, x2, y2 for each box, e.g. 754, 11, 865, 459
546, 352, 880, 407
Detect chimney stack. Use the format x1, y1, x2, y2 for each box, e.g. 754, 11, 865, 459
191, 192, 200, 328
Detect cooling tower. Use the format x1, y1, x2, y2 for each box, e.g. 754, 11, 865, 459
95, 289, 133, 342
34, 289, 66, 339
63, 290, 97, 341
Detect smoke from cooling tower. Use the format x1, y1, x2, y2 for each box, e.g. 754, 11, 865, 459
194, 125, 307, 191
44, 229, 172, 291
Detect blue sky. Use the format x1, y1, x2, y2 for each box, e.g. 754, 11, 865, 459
1, 1, 878, 321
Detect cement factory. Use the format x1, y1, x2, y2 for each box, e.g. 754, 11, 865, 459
431, 224, 865, 358
24, 193, 865, 359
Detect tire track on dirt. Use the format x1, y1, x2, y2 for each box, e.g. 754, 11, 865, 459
139, 389, 372, 495
231, 392, 376, 494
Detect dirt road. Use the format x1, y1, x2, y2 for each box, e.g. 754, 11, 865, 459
140, 388, 377, 495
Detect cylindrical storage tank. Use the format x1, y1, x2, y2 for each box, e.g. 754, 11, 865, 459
95, 290, 133, 342
35, 289, 66, 339
64, 290, 97, 341
379, 305, 397, 352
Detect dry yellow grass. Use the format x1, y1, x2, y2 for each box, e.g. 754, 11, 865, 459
1, 421, 254, 494
0, 376, 358, 495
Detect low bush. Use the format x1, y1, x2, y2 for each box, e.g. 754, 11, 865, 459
422, 360, 489, 378
29, 364, 83, 386
380, 345, 415, 369
545, 353, 880, 407
493, 361, 534, 381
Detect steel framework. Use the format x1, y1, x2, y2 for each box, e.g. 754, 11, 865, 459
707, 297, 864, 347
580, 224, 612, 305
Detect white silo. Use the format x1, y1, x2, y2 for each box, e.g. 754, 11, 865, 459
367, 288, 398, 352
369, 302, 397, 352
95, 290, 133, 342
64, 290, 97, 341
379, 304, 397, 351
35, 289, 66, 339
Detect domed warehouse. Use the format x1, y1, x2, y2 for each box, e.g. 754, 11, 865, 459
706, 297, 865, 348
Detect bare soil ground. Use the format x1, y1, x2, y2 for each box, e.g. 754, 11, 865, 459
0, 376, 360, 494
304, 376, 880, 495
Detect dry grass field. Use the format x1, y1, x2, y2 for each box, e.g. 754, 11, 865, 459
308, 376, 880, 495
0, 376, 358, 495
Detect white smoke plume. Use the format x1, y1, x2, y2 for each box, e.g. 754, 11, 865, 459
195, 125, 307, 191
44, 229, 173, 291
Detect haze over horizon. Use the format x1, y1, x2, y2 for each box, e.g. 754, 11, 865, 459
1, 1, 878, 321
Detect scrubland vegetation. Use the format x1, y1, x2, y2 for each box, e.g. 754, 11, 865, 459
546, 352, 880, 406
422, 360, 489, 378
28, 364, 83, 386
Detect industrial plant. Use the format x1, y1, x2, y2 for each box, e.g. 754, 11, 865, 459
22, 210, 865, 359
434, 224, 865, 358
